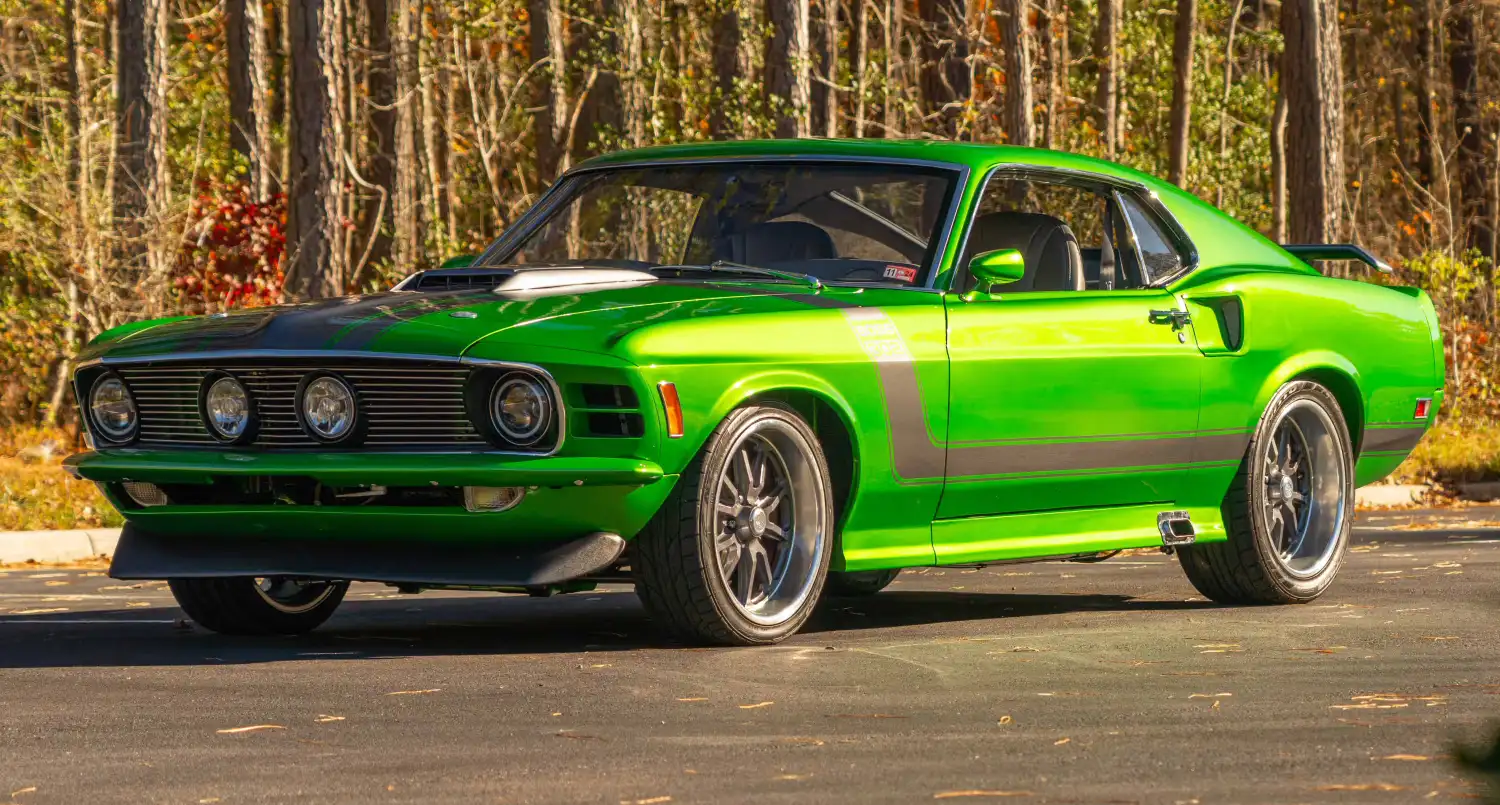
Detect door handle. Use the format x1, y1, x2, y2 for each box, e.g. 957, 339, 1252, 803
1150, 309, 1192, 327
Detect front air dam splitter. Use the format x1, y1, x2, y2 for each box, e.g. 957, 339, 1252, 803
109, 525, 628, 588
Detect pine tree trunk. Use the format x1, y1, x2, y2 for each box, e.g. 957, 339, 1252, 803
848, 0, 867, 137
710, 0, 741, 138
1092, 0, 1118, 157
393, 0, 421, 266
918, 0, 970, 139
821, 0, 840, 137
1413, 0, 1436, 188
1167, 0, 1196, 186
530, 0, 568, 179
363, 0, 395, 270
114, 0, 169, 245
766, 0, 812, 137
1281, 0, 1344, 246
1449, 0, 1492, 260
287, 0, 348, 299
999, 0, 1032, 147
1271, 90, 1287, 242
229, 0, 275, 199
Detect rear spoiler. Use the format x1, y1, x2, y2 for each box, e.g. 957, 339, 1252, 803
1280, 243, 1394, 274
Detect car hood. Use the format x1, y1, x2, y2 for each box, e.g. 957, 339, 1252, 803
79, 280, 879, 364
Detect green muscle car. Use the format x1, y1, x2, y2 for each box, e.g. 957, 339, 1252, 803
64, 139, 1444, 645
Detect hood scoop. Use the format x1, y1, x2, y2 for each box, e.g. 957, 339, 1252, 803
407, 266, 657, 299
494, 267, 657, 299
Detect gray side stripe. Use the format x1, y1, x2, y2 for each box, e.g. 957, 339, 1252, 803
840, 308, 948, 481
1362, 426, 1428, 454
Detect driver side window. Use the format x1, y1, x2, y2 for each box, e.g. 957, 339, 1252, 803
961, 175, 1162, 293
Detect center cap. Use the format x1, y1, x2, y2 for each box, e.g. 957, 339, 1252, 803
1279, 475, 1295, 501
736, 506, 769, 541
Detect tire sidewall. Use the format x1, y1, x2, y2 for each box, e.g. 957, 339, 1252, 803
692, 403, 835, 644
1244, 381, 1355, 601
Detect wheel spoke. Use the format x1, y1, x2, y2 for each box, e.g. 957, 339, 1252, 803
763, 521, 786, 541
736, 449, 755, 500
735, 547, 755, 602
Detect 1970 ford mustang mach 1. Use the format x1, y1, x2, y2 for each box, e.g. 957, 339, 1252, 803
64, 139, 1443, 645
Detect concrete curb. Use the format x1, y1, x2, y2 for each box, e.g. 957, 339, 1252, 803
0, 528, 120, 564
1355, 484, 1432, 508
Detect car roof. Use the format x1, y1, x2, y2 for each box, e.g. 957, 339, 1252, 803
576, 138, 1175, 192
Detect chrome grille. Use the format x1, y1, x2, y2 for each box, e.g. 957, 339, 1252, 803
116, 362, 483, 450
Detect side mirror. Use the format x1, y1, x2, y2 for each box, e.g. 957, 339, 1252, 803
968, 248, 1025, 291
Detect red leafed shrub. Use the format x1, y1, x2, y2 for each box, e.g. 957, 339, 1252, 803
173, 180, 286, 313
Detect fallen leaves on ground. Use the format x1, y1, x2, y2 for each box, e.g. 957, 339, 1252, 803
1313, 783, 1408, 792
739, 701, 774, 709
7, 608, 67, 615
1187, 693, 1233, 699
385, 689, 441, 696
1330, 692, 1448, 710
619, 796, 671, 804
1377, 754, 1433, 761
314, 715, 344, 723
216, 725, 285, 734
1053, 737, 1071, 745
10, 787, 37, 798
676, 697, 708, 702
933, 791, 1034, 799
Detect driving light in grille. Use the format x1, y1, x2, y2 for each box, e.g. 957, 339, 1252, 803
463, 486, 526, 513
122, 481, 168, 508
89, 373, 138, 442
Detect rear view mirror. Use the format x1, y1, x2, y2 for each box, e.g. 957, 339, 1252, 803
967, 248, 1025, 294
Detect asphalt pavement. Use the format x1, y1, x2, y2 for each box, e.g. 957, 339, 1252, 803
2, 508, 1499, 804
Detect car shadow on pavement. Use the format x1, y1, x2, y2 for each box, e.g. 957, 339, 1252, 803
0, 585, 1219, 669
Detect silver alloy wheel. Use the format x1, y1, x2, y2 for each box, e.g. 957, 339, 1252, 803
254, 577, 338, 614
709, 418, 828, 626
1258, 399, 1347, 578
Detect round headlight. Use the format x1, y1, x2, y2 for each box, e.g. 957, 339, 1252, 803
300, 375, 356, 441
204, 376, 252, 440
490, 374, 552, 445
89, 374, 137, 441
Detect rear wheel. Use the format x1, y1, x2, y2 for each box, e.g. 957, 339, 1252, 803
1178, 380, 1354, 604
634, 402, 834, 645
169, 576, 349, 635
826, 569, 900, 596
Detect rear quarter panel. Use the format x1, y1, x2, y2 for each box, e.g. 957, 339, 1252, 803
1176, 265, 1441, 497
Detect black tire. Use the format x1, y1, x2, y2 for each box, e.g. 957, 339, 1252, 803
826, 569, 901, 596
634, 402, 835, 645
169, 577, 349, 635
1178, 380, 1355, 604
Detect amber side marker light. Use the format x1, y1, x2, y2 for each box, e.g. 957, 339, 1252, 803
658, 381, 684, 438
1414, 398, 1432, 420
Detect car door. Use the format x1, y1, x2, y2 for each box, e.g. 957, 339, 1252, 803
936, 173, 1206, 526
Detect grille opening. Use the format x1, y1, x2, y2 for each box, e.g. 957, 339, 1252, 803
112, 361, 485, 451
122, 477, 468, 507
415, 271, 513, 291
579, 383, 639, 409
587, 412, 645, 438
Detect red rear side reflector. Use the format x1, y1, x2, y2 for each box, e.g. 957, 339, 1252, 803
659, 382, 685, 438
1414, 398, 1432, 419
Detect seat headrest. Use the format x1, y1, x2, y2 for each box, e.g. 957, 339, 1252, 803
964, 211, 1083, 292
724, 221, 837, 265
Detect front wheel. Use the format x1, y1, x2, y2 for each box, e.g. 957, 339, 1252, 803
169, 577, 349, 635
1178, 380, 1355, 604
634, 402, 835, 645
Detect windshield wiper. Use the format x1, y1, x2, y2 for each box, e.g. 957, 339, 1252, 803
656, 261, 823, 290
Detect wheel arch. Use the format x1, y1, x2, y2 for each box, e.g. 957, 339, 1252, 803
700, 371, 864, 532
1254, 351, 1366, 453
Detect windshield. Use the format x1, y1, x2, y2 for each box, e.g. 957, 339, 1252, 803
484, 161, 960, 286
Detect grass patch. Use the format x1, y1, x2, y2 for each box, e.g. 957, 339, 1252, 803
1389, 417, 1500, 485
0, 426, 122, 532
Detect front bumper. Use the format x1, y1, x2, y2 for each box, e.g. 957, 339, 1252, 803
64, 449, 676, 547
